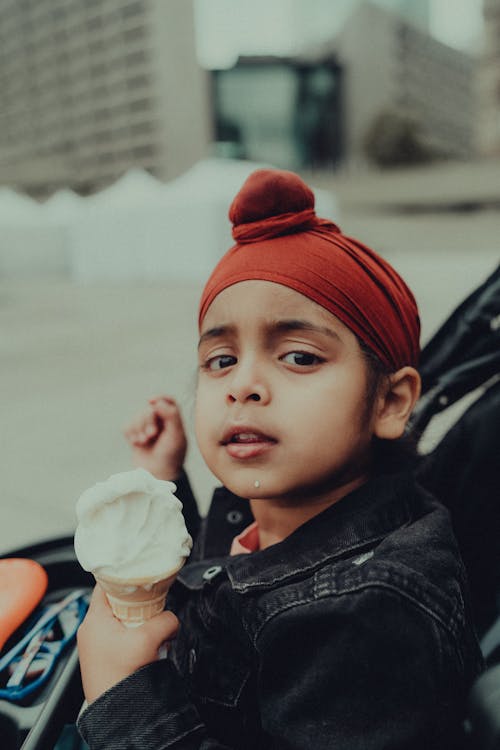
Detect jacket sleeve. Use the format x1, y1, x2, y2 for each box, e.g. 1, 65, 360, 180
77, 659, 232, 750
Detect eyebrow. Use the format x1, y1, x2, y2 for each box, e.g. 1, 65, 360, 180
271, 318, 342, 342
198, 325, 235, 349
198, 319, 341, 348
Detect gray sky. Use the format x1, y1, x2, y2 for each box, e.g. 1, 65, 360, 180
194, 0, 484, 68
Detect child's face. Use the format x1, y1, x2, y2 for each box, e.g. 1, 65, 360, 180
195, 280, 377, 504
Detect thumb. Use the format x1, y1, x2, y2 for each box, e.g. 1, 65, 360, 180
150, 397, 184, 426
88, 583, 120, 623
140, 610, 179, 650
78, 584, 123, 646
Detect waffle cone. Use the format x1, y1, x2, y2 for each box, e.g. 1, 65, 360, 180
95, 564, 183, 627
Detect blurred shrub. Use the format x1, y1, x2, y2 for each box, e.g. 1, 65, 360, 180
363, 110, 440, 168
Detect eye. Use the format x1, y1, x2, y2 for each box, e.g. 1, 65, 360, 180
281, 351, 323, 367
205, 354, 237, 371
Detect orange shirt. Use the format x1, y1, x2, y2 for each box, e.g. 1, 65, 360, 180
230, 521, 260, 555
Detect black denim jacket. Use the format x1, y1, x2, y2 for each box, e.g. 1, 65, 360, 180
78, 472, 483, 749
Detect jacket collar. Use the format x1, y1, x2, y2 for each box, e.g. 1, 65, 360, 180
225, 472, 416, 593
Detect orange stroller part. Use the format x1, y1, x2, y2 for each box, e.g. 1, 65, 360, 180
0, 559, 48, 651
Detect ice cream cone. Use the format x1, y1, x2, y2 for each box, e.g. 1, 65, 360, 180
95, 565, 182, 627
74, 470, 193, 627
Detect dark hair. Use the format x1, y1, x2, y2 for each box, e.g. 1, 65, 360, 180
358, 338, 419, 474
358, 338, 392, 408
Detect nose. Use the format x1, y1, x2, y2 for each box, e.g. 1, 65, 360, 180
226, 358, 270, 405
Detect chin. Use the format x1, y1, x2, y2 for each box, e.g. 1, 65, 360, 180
218, 472, 269, 499
223, 477, 258, 498
227, 472, 293, 500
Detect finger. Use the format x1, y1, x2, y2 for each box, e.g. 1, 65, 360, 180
80, 585, 122, 637
141, 610, 179, 649
125, 410, 159, 444
149, 395, 176, 406
149, 396, 178, 420
123, 420, 144, 443
151, 398, 184, 427
125, 429, 146, 446
88, 583, 113, 616
142, 411, 160, 440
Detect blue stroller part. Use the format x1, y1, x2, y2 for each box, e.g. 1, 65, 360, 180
0, 591, 89, 702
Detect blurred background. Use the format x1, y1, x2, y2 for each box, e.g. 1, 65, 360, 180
0, 0, 499, 552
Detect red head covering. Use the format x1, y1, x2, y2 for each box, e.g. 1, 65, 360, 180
199, 169, 420, 370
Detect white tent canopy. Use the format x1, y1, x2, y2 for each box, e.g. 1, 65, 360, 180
70, 159, 338, 283
0, 159, 338, 281
84, 169, 165, 210
168, 158, 337, 218
43, 188, 83, 224
0, 188, 70, 277
0, 187, 44, 225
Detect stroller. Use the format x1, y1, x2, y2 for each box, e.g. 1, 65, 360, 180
0, 265, 499, 749
410, 264, 500, 748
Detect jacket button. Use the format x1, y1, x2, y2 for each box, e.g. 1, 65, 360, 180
203, 565, 223, 581
226, 509, 244, 525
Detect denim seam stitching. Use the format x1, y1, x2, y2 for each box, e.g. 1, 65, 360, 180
252, 580, 459, 646
230, 533, 390, 593
157, 722, 206, 748
196, 667, 252, 708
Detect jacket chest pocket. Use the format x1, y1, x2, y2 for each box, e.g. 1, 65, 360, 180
174, 620, 251, 708
173, 565, 253, 708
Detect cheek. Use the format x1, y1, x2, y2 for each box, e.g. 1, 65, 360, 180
194, 382, 214, 447
305, 373, 369, 428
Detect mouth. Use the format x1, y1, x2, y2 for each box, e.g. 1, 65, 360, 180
221, 427, 277, 446
220, 427, 277, 459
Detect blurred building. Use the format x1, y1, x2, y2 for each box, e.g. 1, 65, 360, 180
0, 0, 210, 196
477, 0, 500, 155
332, 1, 476, 164
275, 0, 433, 61
211, 1, 475, 169
213, 56, 342, 170
359, 0, 431, 33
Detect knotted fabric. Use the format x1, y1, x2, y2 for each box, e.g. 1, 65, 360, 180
199, 169, 420, 370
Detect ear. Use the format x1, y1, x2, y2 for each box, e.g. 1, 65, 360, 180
373, 366, 421, 440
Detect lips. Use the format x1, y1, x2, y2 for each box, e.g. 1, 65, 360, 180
221, 426, 277, 459
221, 427, 276, 445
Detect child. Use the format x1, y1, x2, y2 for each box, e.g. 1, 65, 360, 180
77, 169, 483, 749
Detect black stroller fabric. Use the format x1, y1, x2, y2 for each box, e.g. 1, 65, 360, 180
417, 378, 500, 636
411, 264, 500, 436
412, 264, 500, 637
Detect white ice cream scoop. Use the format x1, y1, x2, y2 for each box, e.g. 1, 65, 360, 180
74, 468, 192, 626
